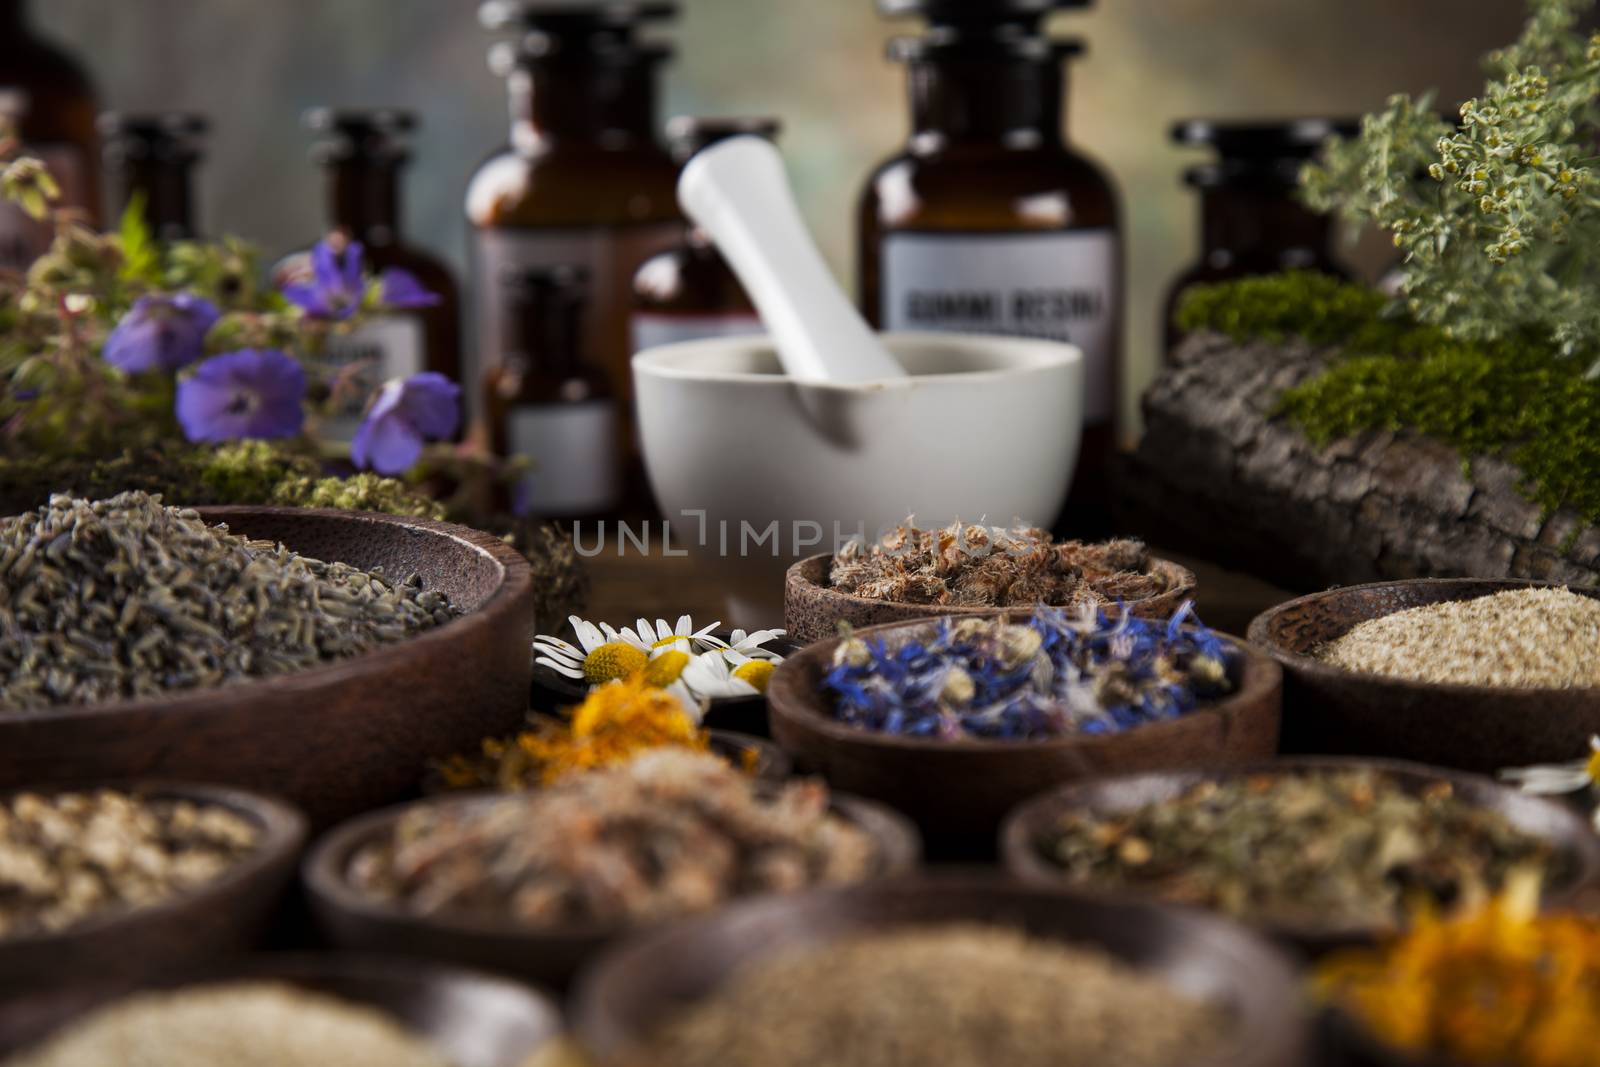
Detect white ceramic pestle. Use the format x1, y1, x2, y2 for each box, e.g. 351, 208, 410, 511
677, 136, 909, 384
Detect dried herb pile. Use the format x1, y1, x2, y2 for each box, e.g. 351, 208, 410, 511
830, 521, 1167, 608
351, 750, 878, 926
1040, 770, 1566, 929
1316, 587, 1600, 688
0, 790, 259, 938
0, 491, 459, 709
642, 925, 1231, 1067
1316, 881, 1600, 1067
822, 606, 1232, 740
3, 982, 454, 1067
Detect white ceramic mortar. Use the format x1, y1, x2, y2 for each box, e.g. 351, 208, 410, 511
633, 331, 1083, 624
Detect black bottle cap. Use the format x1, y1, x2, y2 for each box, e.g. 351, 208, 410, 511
305, 108, 416, 165
97, 112, 209, 164
888, 29, 1082, 62
481, 0, 676, 63
879, 0, 1091, 21
1171, 118, 1358, 158
503, 263, 590, 294
664, 116, 781, 163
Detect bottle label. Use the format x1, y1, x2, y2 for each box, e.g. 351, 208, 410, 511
318, 315, 427, 442
508, 400, 620, 516
470, 224, 680, 420
881, 229, 1119, 423
0, 144, 87, 274
630, 311, 765, 353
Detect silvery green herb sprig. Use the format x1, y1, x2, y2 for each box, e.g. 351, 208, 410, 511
821, 604, 1232, 741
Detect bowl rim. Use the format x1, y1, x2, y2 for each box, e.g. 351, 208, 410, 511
785, 551, 1199, 617
569, 872, 1309, 1067
0, 505, 534, 724
1246, 577, 1600, 696
998, 755, 1600, 944
768, 616, 1281, 755
303, 777, 923, 945
632, 330, 1082, 389
0, 779, 307, 951
0, 950, 564, 1061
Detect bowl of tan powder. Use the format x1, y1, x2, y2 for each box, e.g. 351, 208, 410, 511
1248, 579, 1600, 771
571, 876, 1308, 1067
0, 954, 560, 1067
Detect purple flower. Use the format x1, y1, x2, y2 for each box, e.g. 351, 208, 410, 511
351, 372, 461, 475
176, 349, 307, 443
280, 240, 365, 321
103, 293, 220, 373
379, 268, 440, 309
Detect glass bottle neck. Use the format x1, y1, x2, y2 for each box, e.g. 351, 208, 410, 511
907, 57, 1065, 150
118, 160, 195, 242
507, 59, 659, 152
1199, 185, 1334, 266
326, 162, 402, 246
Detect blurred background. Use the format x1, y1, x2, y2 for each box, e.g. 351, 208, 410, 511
34, 0, 1524, 433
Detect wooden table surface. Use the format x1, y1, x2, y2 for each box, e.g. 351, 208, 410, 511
583, 545, 1295, 638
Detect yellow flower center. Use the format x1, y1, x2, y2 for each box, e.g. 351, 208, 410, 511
582, 641, 648, 685
733, 659, 776, 693
644, 649, 691, 687
1586, 747, 1600, 784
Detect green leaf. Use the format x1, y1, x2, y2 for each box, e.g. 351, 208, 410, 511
117, 193, 162, 285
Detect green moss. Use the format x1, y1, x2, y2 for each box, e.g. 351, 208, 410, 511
1176, 272, 1600, 523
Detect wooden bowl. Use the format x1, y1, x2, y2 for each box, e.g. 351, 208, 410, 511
531, 631, 803, 739
766, 618, 1282, 846
571, 875, 1309, 1067
1247, 578, 1600, 771
784, 551, 1198, 644
1000, 756, 1600, 955
0, 506, 537, 827
0, 953, 561, 1066
304, 785, 920, 991
0, 781, 306, 995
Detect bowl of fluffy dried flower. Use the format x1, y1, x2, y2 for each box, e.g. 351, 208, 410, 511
784, 521, 1196, 644
1248, 578, 1600, 773
0, 781, 305, 993
767, 605, 1281, 848
304, 748, 920, 990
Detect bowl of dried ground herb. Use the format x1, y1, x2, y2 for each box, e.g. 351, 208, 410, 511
0, 781, 306, 994
1248, 578, 1600, 771
0, 494, 538, 826
1001, 757, 1600, 953
784, 522, 1196, 644
570, 875, 1309, 1067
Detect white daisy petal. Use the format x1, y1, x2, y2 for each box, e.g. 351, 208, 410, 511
533, 655, 587, 680
1499, 760, 1593, 794
571, 618, 610, 654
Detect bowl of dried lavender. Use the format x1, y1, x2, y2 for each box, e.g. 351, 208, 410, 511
0, 782, 305, 993
766, 605, 1281, 845
1247, 578, 1600, 771
571, 875, 1309, 1067
784, 520, 1197, 644
0, 953, 561, 1067
1001, 758, 1600, 953
304, 748, 920, 989
0, 492, 537, 825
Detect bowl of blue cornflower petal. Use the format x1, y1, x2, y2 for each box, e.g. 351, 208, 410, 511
767, 604, 1282, 843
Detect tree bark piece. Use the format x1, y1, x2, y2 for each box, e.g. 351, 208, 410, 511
1118, 331, 1600, 592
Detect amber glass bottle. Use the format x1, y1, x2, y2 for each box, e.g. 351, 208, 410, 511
859, 0, 1120, 530
468, 0, 681, 475
486, 264, 619, 518
99, 112, 207, 241
0, 0, 99, 273
1163, 118, 1353, 358
629, 117, 778, 352
279, 108, 462, 441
